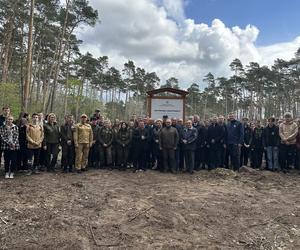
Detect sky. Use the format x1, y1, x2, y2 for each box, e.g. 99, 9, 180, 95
78, 0, 300, 89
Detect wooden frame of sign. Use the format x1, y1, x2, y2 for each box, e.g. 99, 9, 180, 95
147, 87, 189, 122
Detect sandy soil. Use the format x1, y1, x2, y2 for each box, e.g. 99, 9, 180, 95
0, 168, 300, 250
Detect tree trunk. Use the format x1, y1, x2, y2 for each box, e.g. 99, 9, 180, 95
49, 0, 70, 112
1, 17, 14, 83
23, 0, 35, 112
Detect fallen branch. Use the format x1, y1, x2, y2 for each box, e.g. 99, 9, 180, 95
128, 206, 154, 222
0, 217, 8, 225
200, 202, 207, 210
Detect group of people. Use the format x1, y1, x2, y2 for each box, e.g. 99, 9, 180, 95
0, 104, 300, 179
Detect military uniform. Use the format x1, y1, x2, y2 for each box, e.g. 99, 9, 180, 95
74, 122, 93, 171
98, 127, 114, 167
43, 122, 60, 171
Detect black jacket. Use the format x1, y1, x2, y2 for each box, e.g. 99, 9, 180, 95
207, 123, 226, 145
263, 125, 280, 147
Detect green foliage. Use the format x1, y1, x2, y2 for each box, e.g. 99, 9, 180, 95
0, 83, 21, 117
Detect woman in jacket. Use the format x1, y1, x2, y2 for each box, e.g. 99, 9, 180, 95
0, 116, 20, 178
115, 122, 132, 170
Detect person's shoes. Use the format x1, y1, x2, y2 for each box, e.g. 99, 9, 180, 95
81, 168, 87, 172
189, 171, 194, 175
69, 168, 73, 173
5, 172, 10, 179
282, 169, 288, 174
9, 172, 14, 179
76, 170, 82, 174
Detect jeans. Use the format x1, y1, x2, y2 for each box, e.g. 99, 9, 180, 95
27, 148, 41, 169
266, 146, 279, 170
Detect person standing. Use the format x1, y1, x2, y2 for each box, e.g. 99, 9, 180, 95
240, 117, 251, 167
225, 113, 244, 171
181, 120, 198, 174
152, 119, 163, 171
18, 118, 29, 171
0, 116, 19, 178
279, 112, 298, 173
249, 121, 264, 169
74, 114, 93, 173
207, 116, 227, 170
133, 121, 149, 172
99, 120, 114, 168
0, 105, 11, 167
88, 117, 101, 168
115, 122, 132, 170
60, 114, 76, 173
26, 113, 44, 174
43, 113, 60, 172
159, 119, 179, 173
263, 117, 280, 171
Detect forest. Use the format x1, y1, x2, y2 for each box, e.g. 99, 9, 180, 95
0, 0, 300, 121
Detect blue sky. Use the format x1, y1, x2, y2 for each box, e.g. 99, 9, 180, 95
83, 0, 300, 87
185, 0, 300, 46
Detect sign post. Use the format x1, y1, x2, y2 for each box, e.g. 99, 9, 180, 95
147, 88, 189, 122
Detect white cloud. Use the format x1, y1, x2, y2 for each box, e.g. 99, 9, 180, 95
78, 0, 300, 89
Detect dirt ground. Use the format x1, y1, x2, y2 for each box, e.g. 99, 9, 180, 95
0, 168, 300, 250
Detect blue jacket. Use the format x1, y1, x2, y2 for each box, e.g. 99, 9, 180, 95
226, 120, 244, 145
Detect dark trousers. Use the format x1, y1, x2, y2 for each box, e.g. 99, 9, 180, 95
27, 148, 41, 169
116, 145, 129, 168
184, 150, 195, 173
208, 143, 223, 170
226, 144, 240, 171
45, 143, 59, 170
18, 146, 28, 170
162, 148, 176, 172
61, 143, 75, 169
279, 144, 296, 171
195, 146, 206, 170
134, 144, 148, 170
250, 147, 263, 168
4, 150, 18, 173
152, 143, 162, 170
88, 143, 100, 167
240, 146, 250, 167
100, 145, 113, 167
